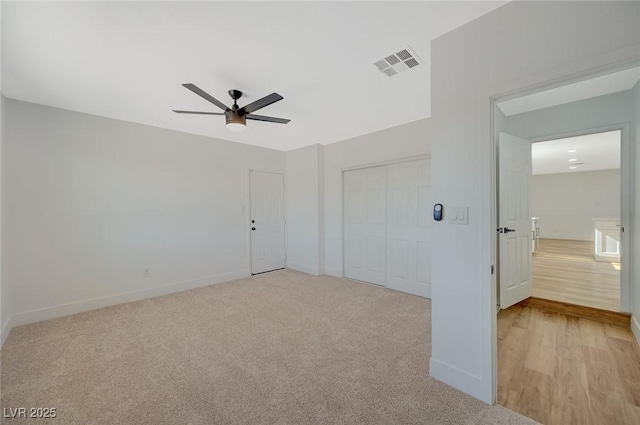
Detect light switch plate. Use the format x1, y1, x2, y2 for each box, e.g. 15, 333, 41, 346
449, 207, 468, 224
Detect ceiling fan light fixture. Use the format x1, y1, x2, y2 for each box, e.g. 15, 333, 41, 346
226, 122, 246, 132
174, 84, 289, 131
225, 110, 246, 132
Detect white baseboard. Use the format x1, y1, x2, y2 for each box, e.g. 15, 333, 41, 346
7, 270, 250, 332
631, 315, 640, 346
286, 262, 321, 276
539, 235, 593, 242
429, 357, 491, 404
1, 315, 14, 348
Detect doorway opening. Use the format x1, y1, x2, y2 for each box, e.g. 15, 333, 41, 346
530, 130, 622, 312
492, 66, 640, 424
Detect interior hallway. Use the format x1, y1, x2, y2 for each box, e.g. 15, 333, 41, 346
532, 238, 620, 311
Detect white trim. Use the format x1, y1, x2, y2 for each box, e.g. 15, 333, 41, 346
631, 315, 640, 346
1, 315, 14, 348
539, 235, 594, 242
429, 357, 486, 402
286, 263, 321, 276
7, 269, 249, 329
341, 153, 431, 172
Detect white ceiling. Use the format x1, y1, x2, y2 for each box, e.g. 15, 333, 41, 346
1, 1, 506, 151
532, 130, 621, 175
497, 66, 640, 117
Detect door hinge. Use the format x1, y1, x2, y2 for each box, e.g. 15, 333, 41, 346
491, 265, 494, 275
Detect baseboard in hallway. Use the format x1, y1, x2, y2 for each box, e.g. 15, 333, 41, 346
1, 315, 14, 348
519, 297, 631, 328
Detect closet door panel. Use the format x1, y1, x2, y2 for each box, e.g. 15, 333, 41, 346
344, 166, 387, 285
386, 159, 432, 298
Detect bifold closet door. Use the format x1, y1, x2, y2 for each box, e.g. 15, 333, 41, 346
343, 166, 387, 285
386, 159, 432, 298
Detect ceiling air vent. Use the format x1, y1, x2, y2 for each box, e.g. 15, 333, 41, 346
373, 46, 422, 77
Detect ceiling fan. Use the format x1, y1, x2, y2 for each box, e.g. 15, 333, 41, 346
173, 83, 290, 132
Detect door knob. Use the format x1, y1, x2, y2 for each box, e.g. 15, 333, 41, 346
252, 227, 256, 231
497, 227, 516, 233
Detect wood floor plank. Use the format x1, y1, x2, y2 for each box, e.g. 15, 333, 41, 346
606, 337, 640, 406
512, 305, 533, 330
533, 238, 620, 311
579, 317, 612, 350
516, 368, 557, 425
556, 315, 583, 361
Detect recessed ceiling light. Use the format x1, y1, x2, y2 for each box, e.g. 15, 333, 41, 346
568, 149, 577, 153
570, 166, 577, 170
569, 158, 577, 162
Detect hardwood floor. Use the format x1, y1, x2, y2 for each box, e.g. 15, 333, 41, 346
533, 238, 620, 312
497, 303, 640, 425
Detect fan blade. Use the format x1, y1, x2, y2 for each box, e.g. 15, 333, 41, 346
182, 83, 229, 111
246, 114, 291, 124
172, 110, 224, 115
239, 93, 283, 114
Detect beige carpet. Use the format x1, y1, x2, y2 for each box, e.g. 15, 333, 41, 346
1, 270, 537, 425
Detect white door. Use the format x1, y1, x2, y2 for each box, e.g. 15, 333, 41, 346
343, 166, 387, 285
498, 133, 533, 308
250, 171, 286, 274
386, 159, 432, 298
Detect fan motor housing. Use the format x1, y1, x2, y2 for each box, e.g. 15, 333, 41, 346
225, 109, 246, 126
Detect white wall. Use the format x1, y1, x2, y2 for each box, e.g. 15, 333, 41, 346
532, 169, 620, 241
430, 1, 640, 403
633, 79, 640, 343
3, 99, 285, 332
285, 144, 325, 275
323, 119, 431, 277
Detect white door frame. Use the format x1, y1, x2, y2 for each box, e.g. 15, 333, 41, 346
340, 154, 431, 278
247, 169, 287, 274
489, 62, 638, 402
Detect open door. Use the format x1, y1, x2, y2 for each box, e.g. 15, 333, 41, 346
498, 132, 532, 308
